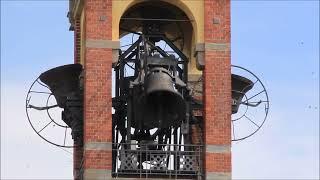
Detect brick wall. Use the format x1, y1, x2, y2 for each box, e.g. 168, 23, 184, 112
203, 0, 231, 179
82, 0, 113, 179
73, 14, 82, 180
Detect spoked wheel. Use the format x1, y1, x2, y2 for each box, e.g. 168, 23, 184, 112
26, 77, 74, 148
231, 65, 270, 141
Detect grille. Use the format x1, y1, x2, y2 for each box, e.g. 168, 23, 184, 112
112, 143, 203, 179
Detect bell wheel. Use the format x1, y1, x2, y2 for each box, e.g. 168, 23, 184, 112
231, 65, 270, 141
25, 77, 74, 148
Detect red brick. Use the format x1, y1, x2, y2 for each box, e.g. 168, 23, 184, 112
204, 0, 231, 174
205, 152, 231, 172
75, 0, 113, 177
84, 150, 112, 169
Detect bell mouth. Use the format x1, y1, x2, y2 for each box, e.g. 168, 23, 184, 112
231, 74, 254, 114
144, 90, 186, 128
39, 64, 83, 108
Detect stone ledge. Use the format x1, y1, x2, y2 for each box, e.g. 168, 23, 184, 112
86, 39, 120, 49
83, 169, 111, 180
206, 145, 231, 153
206, 172, 231, 180
205, 43, 230, 51
84, 142, 112, 150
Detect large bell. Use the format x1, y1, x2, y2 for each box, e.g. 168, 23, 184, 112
142, 67, 186, 128
39, 64, 83, 108
232, 74, 254, 114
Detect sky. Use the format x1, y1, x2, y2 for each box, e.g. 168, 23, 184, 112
1, 1, 319, 179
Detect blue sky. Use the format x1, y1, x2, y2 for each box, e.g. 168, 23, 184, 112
1, 1, 319, 179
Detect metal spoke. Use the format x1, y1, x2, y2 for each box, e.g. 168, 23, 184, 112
28, 104, 58, 110
58, 146, 72, 155
251, 79, 258, 86
248, 100, 269, 104
46, 94, 68, 128
29, 91, 52, 94
37, 121, 53, 134
242, 90, 266, 103
63, 127, 67, 146
36, 79, 49, 89
244, 115, 260, 128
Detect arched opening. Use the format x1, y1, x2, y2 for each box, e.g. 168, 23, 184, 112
111, 1, 203, 178
119, 1, 194, 61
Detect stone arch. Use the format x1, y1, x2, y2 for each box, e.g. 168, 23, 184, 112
112, 0, 203, 75
112, 0, 204, 42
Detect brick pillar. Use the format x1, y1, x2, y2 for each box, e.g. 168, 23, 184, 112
203, 0, 231, 179
73, 14, 83, 180
82, 0, 113, 179
74, 18, 81, 64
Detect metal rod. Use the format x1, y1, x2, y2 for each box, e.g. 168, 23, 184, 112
145, 40, 168, 57
243, 90, 266, 102
119, 37, 142, 60
29, 91, 52, 94
120, 27, 142, 35
121, 17, 192, 22
28, 104, 58, 110
125, 62, 135, 70
162, 36, 188, 62
63, 127, 67, 146
244, 115, 260, 128
115, 66, 119, 97
112, 111, 119, 175
134, 48, 139, 77
36, 79, 49, 89
37, 121, 53, 134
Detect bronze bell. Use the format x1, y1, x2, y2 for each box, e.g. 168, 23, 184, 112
231, 74, 253, 114
142, 67, 186, 128
39, 64, 83, 108
39, 64, 83, 144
